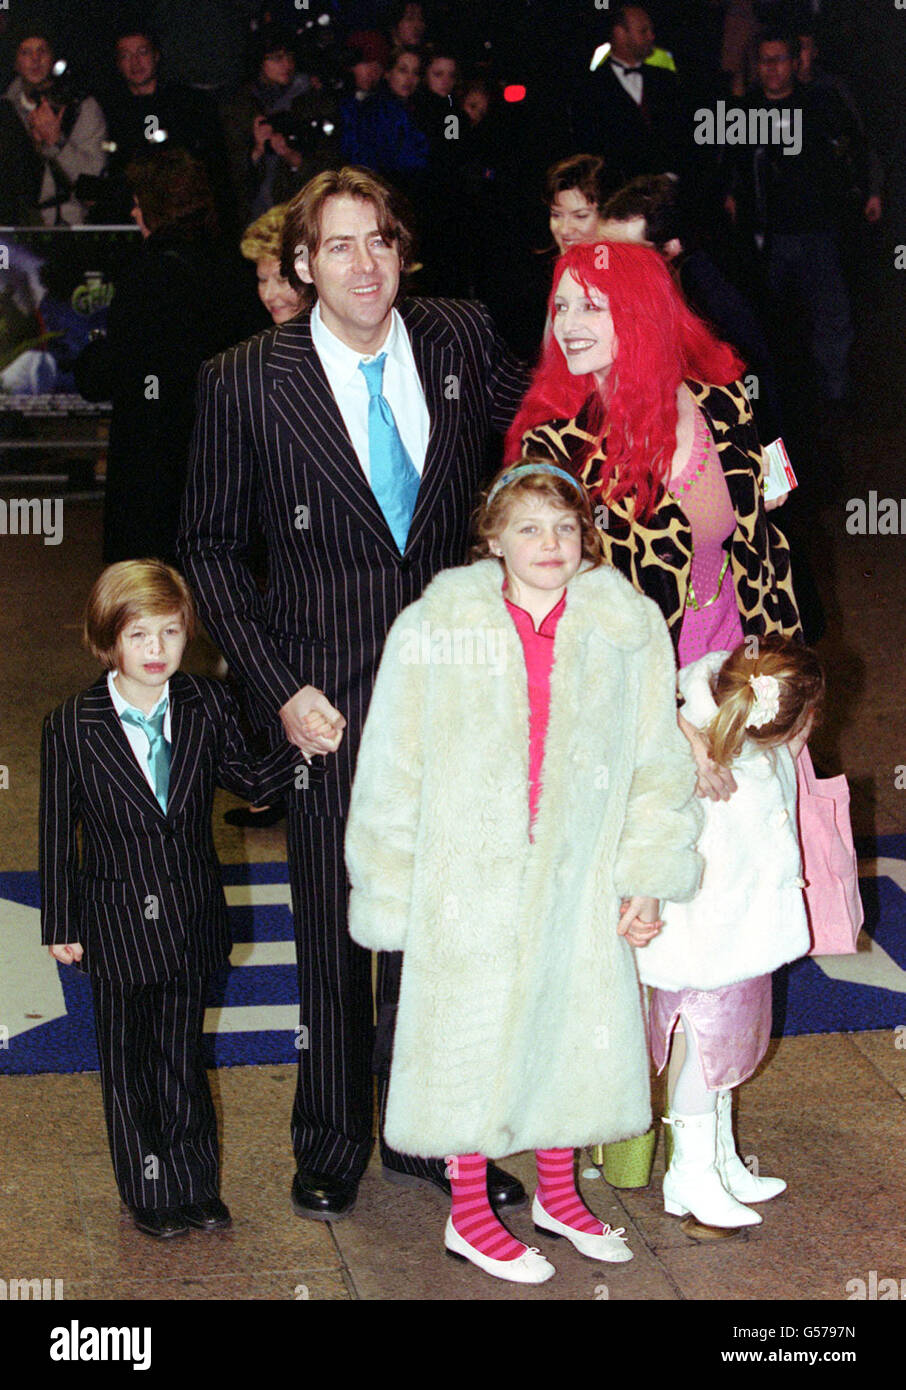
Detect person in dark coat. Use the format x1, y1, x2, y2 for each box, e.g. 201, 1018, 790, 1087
74, 148, 256, 566
722, 32, 871, 407
570, 5, 685, 185
339, 43, 428, 192
93, 24, 233, 228
220, 26, 313, 226
0, 97, 42, 223
411, 45, 465, 296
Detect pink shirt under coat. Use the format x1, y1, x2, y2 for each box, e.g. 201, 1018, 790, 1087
504, 588, 567, 833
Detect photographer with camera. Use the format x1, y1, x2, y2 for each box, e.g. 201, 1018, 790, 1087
220, 26, 313, 224
4, 27, 107, 226
261, 95, 344, 210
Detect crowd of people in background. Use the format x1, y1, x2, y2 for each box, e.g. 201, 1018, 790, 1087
1, 0, 901, 593
0, 3, 892, 292
2, 2, 898, 400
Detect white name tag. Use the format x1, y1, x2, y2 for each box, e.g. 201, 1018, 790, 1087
762, 437, 798, 502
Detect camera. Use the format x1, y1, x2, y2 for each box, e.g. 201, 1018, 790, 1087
19, 69, 84, 138
267, 110, 305, 150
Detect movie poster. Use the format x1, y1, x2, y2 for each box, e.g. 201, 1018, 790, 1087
0, 226, 140, 415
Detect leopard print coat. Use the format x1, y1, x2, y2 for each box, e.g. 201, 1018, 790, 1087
521, 378, 802, 651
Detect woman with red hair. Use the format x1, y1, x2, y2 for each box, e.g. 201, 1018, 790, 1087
509, 240, 802, 1218
509, 239, 800, 696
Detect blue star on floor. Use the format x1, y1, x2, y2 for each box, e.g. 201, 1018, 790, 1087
2, 841, 904, 1076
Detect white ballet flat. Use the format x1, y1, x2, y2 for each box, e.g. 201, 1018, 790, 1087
532, 1193, 634, 1262
444, 1216, 555, 1284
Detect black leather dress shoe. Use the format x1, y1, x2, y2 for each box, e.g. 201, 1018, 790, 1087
382, 1161, 527, 1211
181, 1197, 232, 1230
486, 1164, 527, 1210
130, 1206, 190, 1239
291, 1169, 358, 1221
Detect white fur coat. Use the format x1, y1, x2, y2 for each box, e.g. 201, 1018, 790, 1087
637, 650, 810, 993
345, 560, 703, 1159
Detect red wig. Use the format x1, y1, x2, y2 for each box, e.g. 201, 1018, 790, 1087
504, 241, 745, 519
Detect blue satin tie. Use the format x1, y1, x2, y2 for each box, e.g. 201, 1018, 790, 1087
358, 352, 421, 553
120, 702, 170, 813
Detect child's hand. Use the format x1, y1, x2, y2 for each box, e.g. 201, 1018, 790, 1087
618, 896, 663, 947
280, 686, 346, 760
624, 918, 662, 947
300, 709, 344, 751
679, 713, 738, 801
693, 754, 737, 802
49, 942, 83, 965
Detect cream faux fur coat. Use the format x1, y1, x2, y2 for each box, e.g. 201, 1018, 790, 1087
345, 560, 703, 1159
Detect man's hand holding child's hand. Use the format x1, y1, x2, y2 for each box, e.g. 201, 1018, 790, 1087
300, 709, 343, 749
280, 686, 346, 760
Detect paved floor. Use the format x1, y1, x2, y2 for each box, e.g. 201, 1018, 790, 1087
3, 1028, 904, 1302
1, 407, 905, 1301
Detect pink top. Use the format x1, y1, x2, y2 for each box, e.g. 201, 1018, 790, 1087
505, 587, 567, 832
675, 408, 744, 665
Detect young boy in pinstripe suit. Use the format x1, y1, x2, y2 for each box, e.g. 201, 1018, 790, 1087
39, 561, 320, 1239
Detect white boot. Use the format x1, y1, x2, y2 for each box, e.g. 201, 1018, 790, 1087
662, 1111, 762, 1227
715, 1090, 786, 1203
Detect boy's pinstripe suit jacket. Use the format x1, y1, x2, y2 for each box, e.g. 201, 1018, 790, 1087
39, 670, 302, 985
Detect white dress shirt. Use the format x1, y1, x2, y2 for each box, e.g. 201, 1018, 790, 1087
310, 300, 431, 483
610, 57, 644, 106
108, 671, 171, 795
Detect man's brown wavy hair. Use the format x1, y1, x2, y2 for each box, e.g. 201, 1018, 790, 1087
281, 166, 416, 295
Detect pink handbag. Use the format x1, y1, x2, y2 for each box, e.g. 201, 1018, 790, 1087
796, 747, 864, 955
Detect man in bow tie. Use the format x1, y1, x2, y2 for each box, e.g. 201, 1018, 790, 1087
179, 166, 530, 1222
572, 5, 685, 185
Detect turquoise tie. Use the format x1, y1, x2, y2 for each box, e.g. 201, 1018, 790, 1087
120, 702, 170, 813
358, 352, 421, 553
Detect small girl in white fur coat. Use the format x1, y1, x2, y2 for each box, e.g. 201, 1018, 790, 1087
638, 635, 825, 1230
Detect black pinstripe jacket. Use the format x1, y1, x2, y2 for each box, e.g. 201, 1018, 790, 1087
39, 671, 301, 985
179, 297, 529, 817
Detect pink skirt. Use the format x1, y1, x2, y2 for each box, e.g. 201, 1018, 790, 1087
649, 975, 772, 1090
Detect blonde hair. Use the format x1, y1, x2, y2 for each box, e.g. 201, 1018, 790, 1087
470, 457, 605, 568
83, 560, 197, 669
707, 635, 824, 767
240, 202, 291, 263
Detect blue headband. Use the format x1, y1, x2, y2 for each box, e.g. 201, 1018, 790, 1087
487, 463, 586, 505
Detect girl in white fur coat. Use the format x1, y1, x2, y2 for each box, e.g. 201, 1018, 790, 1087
638, 636, 825, 1230
345, 462, 703, 1284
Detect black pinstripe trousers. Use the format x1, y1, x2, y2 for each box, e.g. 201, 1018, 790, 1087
91, 970, 219, 1209
287, 810, 444, 1184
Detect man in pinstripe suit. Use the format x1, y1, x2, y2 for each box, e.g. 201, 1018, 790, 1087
179, 167, 531, 1219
